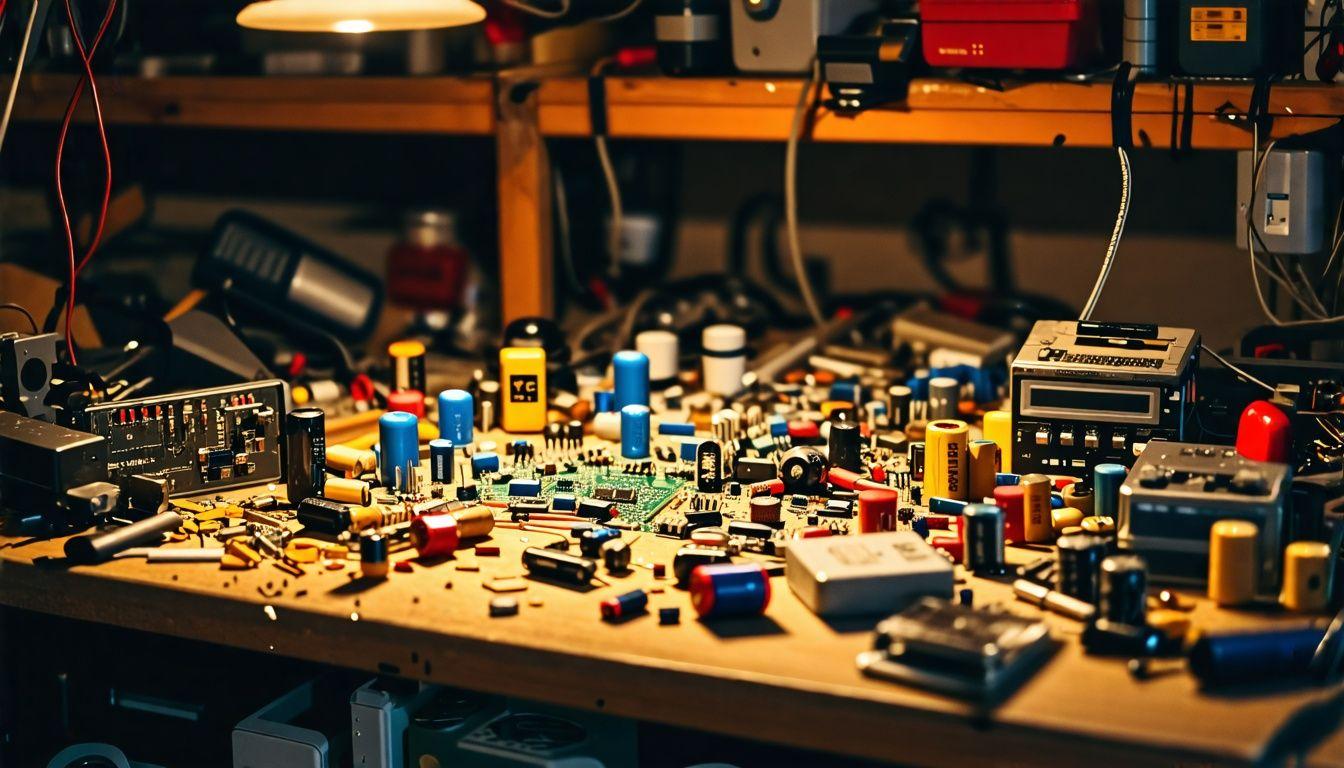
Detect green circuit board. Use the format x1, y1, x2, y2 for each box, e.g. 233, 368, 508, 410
482, 467, 685, 529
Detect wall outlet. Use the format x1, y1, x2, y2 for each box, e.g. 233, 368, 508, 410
1236, 148, 1329, 255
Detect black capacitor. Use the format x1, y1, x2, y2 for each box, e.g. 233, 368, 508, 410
296, 497, 352, 535
1083, 619, 1169, 658
1100, 554, 1148, 626
695, 440, 724, 493
602, 539, 632, 572
909, 442, 925, 481
779, 446, 828, 493
672, 546, 732, 586
360, 531, 389, 564
1056, 534, 1110, 604
1188, 623, 1336, 687
962, 504, 1006, 576
888, 385, 912, 429
567, 420, 584, 446
828, 420, 862, 473
523, 547, 597, 585
286, 408, 326, 503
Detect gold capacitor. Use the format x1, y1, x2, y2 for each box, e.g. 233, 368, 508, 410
1052, 506, 1084, 533
924, 419, 970, 501
1279, 541, 1332, 613
983, 409, 1012, 473
327, 445, 377, 477
968, 439, 999, 501
349, 505, 384, 532
450, 505, 496, 539
1081, 516, 1115, 534
1020, 473, 1053, 543
1208, 520, 1259, 606
324, 477, 371, 506
1061, 482, 1094, 516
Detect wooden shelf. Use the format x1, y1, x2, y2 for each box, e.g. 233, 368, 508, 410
537, 76, 1344, 149
8, 74, 498, 135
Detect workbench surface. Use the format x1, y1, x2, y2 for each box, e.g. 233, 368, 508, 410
2, 505, 1341, 768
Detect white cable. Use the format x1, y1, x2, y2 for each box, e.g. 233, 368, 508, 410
785, 59, 825, 327
501, 0, 570, 19
1201, 344, 1275, 394
0, 0, 44, 158
1079, 145, 1131, 321
595, 134, 622, 277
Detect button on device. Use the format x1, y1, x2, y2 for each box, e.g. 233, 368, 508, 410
1111, 434, 1126, 450
1230, 469, 1267, 495
1059, 430, 1075, 447
1084, 432, 1099, 449
1035, 429, 1051, 446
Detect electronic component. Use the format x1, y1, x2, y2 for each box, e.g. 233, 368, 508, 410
1011, 321, 1200, 476
429, 439, 454, 484
361, 532, 390, 579
819, 18, 921, 114
729, 0, 880, 73
197, 210, 382, 340
0, 410, 109, 533
324, 477, 370, 505
786, 531, 953, 617
992, 485, 1025, 542
1235, 400, 1292, 464
499, 347, 547, 433
857, 597, 1055, 701
636, 329, 680, 384
601, 589, 648, 620
386, 390, 425, 418
780, 446, 827, 493
298, 497, 352, 535
1124, 0, 1165, 75
1117, 441, 1291, 599
411, 514, 459, 558
1100, 555, 1148, 625
620, 405, 651, 460
1235, 148, 1328, 256
378, 411, 420, 491
75, 380, 287, 497
388, 339, 427, 394
702, 324, 747, 397
921, 0, 1101, 70
928, 377, 958, 422
328, 445, 377, 477
286, 408, 326, 504
891, 305, 1016, 369
655, 0, 730, 76
0, 331, 58, 419
828, 419, 862, 473
612, 350, 650, 411
1208, 519, 1259, 606
1057, 533, 1108, 604
1280, 542, 1332, 613
523, 547, 598, 585
1013, 579, 1096, 622
1020, 473, 1052, 543
690, 562, 771, 618
450, 505, 495, 540
672, 546, 732, 586
64, 510, 184, 565
857, 488, 897, 533
924, 419, 968, 501
962, 503, 1006, 576
968, 439, 998, 501
1188, 612, 1344, 687
1176, 0, 1304, 77
982, 409, 1012, 473
438, 389, 474, 446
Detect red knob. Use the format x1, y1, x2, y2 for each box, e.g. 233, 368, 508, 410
1235, 400, 1291, 464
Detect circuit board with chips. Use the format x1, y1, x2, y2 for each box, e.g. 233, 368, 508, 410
481, 467, 686, 530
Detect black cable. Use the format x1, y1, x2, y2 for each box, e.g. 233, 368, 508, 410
0, 303, 38, 333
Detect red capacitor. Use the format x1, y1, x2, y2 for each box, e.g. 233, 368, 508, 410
749, 479, 785, 497
387, 389, 426, 418
411, 513, 459, 558
993, 485, 1025, 543
930, 535, 964, 561
826, 467, 889, 494
925, 515, 953, 531
858, 489, 899, 533
796, 526, 833, 539
1236, 400, 1292, 464
787, 420, 821, 441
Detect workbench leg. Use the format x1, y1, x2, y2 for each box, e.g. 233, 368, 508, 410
496, 80, 554, 324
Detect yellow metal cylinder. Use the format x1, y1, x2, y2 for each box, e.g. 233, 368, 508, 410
1208, 520, 1259, 606
1020, 473, 1053, 543
982, 410, 1012, 473
324, 476, 371, 506
968, 439, 999, 501
1279, 541, 1332, 613
924, 419, 970, 501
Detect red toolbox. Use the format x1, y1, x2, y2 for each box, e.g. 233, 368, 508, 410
921, 0, 1101, 70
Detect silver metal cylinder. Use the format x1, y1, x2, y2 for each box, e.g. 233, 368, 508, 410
1124, 0, 1161, 75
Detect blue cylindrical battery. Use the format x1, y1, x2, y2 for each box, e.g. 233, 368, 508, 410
659, 421, 696, 437
601, 589, 648, 621
378, 411, 420, 491
613, 350, 650, 411
437, 389, 474, 446
1189, 626, 1327, 687
621, 404, 651, 460
689, 562, 770, 618
429, 439, 454, 484
594, 390, 615, 413
1094, 463, 1129, 520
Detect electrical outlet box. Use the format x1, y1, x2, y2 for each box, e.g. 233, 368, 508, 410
1236, 148, 1329, 255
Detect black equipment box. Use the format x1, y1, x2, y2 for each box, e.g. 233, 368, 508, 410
1011, 321, 1200, 476
1176, 1, 1304, 77
0, 411, 109, 529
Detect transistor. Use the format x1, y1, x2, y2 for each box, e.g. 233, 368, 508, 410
296, 497, 352, 535
523, 547, 599, 585
734, 457, 776, 482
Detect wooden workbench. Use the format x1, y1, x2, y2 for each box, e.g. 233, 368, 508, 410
1, 497, 1341, 767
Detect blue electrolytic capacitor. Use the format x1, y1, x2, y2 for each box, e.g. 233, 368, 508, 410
509, 478, 542, 497
580, 526, 622, 557
969, 367, 997, 403
1094, 463, 1129, 520
594, 390, 615, 413
690, 562, 771, 619
621, 404, 651, 460
1189, 625, 1330, 687
659, 421, 696, 437
929, 496, 967, 515
601, 589, 648, 621
437, 389, 473, 446
996, 472, 1021, 486
378, 411, 420, 491
429, 439, 454, 484
471, 451, 500, 477
1050, 493, 1065, 509
907, 374, 930, 401
613, 350, 650, 411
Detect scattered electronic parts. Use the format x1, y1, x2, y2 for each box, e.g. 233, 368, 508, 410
857, 597, 1056, 701
1117, 440, 1291, 599
73, 380, 287, 497
786, 531, 953, 617
1011, 321, 1200, 476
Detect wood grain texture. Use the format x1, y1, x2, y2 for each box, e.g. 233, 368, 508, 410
1, 503, 1340, 766
496, 74, 555, 323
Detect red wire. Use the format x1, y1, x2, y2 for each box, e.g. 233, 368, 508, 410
54, 0, 117, 364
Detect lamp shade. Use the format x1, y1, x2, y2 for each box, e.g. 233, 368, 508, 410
236, 0, 487, 33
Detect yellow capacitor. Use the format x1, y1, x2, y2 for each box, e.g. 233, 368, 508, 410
1061, 482, 1094, 516
1020, 473, 1053, 543
983, 410, 1012, 473
924, 419, 969, 501
349, 505, 384, 532
327, 444, 378, 477
323, 476, 371, 506
451, 505, 495, 539
1052, 506, 1084, 533
1279, 541, 1332, 613
968, 439, 999, 501
500, 346, 547, 433
1208, 520, 1259, 606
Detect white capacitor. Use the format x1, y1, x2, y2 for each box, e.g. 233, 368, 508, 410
636, 330, 680, 383
593, 410, 622, 441
702, 324, 747, 396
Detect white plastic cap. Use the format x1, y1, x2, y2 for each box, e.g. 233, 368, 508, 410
702, 324, 747, 353
636, 330, 680, 381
